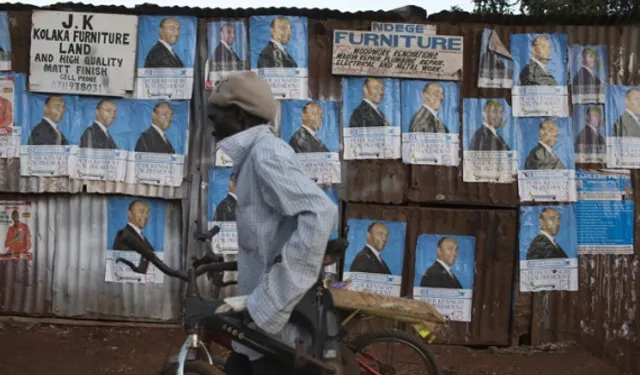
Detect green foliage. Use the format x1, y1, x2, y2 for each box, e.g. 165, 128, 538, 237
471, 0, 637, 15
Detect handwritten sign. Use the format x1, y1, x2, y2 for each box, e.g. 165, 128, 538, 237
29, 11, 138, 97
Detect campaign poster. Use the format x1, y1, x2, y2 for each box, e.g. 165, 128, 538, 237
413, 234, 475, 322
135, 15, 197, 100
105, 196, 167, 284
519, 205, 578, 292
322, 188, 341, 277
606, 85, 640, 168
0, 73, 26, 158
477, 29, 514, 89
573, 104, 606, 164
249, 15, 308, 99
401, 80, 460, 166
517, 117, 576, 202
576, 169, 634, 255
0, 201, 35, 261
208, 167, 237, 255
463, 98, 517, 183
29, 11, 138, 97
342, 77, 401, 160
67, 97, 132, 181
510, 33, 569, 118
20, 94, 78, 177
280, 100, 341, 184
0, 12, 12, 71
204, 20, 250, 91
342, 218, 406, 297
569, 45, 607, 104
332, 30, 463, 81
124, 100, 188, 187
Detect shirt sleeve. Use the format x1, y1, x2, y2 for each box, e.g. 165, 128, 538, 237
245, 147, 338, 335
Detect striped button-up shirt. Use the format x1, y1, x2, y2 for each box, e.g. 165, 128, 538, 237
218, 124, 338, 360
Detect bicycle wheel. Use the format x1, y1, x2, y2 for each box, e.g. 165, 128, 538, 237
348, 329, 440, 375
156, 360, 225, 375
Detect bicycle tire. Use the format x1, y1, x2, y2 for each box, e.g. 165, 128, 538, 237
155, 360, 225, 375
348, 328, 440, 375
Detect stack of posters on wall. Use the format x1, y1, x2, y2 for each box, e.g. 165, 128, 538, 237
401, 80, 460, 166
575, 169, 634, 255
0, 73, 25, 159
477, 29, 514, 89
519, 205, 578, 292
134, 15, 197, 100
0, 200, 34, 261
105, 196, 167, 284
280, 100, 341, 184
342, 218, 405, 296
208, 167, 237, 255
606, 85, 640, 168
0, 12, 11, 71
205, 20, 249, 92
413, 233, 475, 322
463, 98, 517, 183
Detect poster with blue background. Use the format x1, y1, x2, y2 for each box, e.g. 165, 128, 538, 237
68, 98, 133, 182
342, 77, 401, 160
280, 99, 341, 184
0, 12, 11, 71
249, 15, 308, 99
205, 20, 249, 91
135, 15, 197, 100
576, 169, 634, 255
413, 234, 475, 322
573, 104, 606, 164
0, 73, 27, 158
477, 28, 514, 89
569, 45, 607, 104
517, 117, 576, 202
401, 80, 460, 166
105, 196, 167, 284
606, 85, 640, 168
208, 167, 237, 255
124, 100, 188, 187
20, 93, 79, 177
342, 218, 406, 297
510, 33, 569, 117
462, 98, 517, 183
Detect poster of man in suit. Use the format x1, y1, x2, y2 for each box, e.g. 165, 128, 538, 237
462, 98, 517, 183
517, 117, 576, 202
342, 218, 406, 297
205, 20, 249, 91
519, 205, 578, 292
569, 45, 607, 104
0, 74, 25, 159
413, 234, 475, 322
402, 80, 460, 166
0, 77, 13, 135
249, 15, 308, 99
125, 100, 188, 187
0, 12, 11, 71
342, 77, 401, 160
573, 105, 605, 164
0, 201, 34, 261
510, 33, 569, 117
606, 85, 640, 168
135, 16, 197, 100
477, 28, 514, 89
106, 196, 167, 284
280, 100, 341, 184
208, 167, 238, 255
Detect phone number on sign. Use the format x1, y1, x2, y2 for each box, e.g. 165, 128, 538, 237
50, 81, 104, 93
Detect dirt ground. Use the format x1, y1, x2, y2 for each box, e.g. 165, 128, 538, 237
0, 321, 628, 375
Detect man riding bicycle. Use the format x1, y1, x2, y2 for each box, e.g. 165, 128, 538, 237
207, 72, 339, 374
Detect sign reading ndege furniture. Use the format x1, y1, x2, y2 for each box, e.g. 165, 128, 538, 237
29, 11, 138, 97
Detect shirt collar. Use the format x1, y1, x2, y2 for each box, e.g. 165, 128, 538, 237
127, 222, 144, 238
581, 64, 595, 76
159, 39, 174, 54
221, 41, 233, 51
539, 141, 555, 155
483, 122, 498, 137
229, 192, 237, 200
363, 99, 380, 112
626, 109, 640, 123
532, 57, 548, 71
44, 117, 58, 130
366, 244, 382, 262
423, 104, 439, 118
436, 259, 453, 275
218, 124, 275, 171
270, 39, 286, 52
586, 124, 600, 134
540, 230, 556, 245
95, 120, 108, 134
151, 123, 166, 138
301, 124, 316, 137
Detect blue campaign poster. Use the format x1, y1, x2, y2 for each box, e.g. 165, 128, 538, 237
343, 218, 406, 276
207, 21, 248, 65
517, 117, 574, 170
131, 100, 188, 154
342, 77, 401, 129
0, 12, 11, 53
519, 205, 577, 261
463, 98, 515, 151
323, 189, 339, 240
414, 234, 476, 290
72, 97, 134, 150
569, 45, 607, 88
280, 100, 339, 153
137, 15, 197, 69
573, 104, 605, 147
0, 73, 27, 129
511, 33, 567, 87
401, 80, 460, 134
107, 196, 167, 253
608, 85, 640, 138
207, 167, 235, 222
23, 94, 79, 146
478, 28, 514, 79
249, 15, 308, 69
